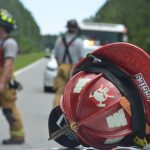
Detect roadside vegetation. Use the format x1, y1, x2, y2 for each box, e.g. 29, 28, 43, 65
14, 52, 45, 71
1, 0, 57, 54
2, 0, 150, 54
1, 0, 150, 57
94, 0, 150, 52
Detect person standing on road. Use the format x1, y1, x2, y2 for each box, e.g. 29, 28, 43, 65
0, 9, 25, 144
53, 19, 83, 107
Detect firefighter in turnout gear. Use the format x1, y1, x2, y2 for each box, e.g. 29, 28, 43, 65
0, 9, 25, 144
48, 43, 150, 149
53, 19, 83, 107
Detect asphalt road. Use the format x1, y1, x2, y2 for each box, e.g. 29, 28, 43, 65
0, 58, 149, 150
0, 58, 62, 150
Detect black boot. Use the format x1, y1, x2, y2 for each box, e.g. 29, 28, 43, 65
2, 138, 24, 145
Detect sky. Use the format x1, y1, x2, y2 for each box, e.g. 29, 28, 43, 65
19, 0, 106, 35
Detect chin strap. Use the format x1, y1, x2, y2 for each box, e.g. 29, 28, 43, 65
48, 124, 69, 140
48, 122, 78, 141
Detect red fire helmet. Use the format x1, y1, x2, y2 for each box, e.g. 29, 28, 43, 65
48, 42, 150, 149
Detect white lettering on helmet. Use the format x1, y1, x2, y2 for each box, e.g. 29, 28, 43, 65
106, 108, 127, 128
73, 78, 91, 93
135, 73, 150, 101
89, 84, 115, 107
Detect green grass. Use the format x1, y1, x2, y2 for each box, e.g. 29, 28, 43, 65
14, 52, 45, 71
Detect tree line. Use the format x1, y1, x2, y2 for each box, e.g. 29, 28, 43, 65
1, 0, 150, 53
94, 0, 150, 53
0, 0, 57, 53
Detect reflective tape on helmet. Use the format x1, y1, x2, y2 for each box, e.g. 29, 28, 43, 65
2, 15, 7, 21
7, 17, 13, 23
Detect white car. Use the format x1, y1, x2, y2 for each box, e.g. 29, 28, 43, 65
43, 38, 99, 93
43, 53, 58, 92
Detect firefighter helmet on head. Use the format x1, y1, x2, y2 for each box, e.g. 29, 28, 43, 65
66, 19, 79, 29
48, 42, 150, 149
0, 9, 17, 32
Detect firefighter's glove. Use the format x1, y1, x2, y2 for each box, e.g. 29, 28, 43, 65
8, 80, 23, 91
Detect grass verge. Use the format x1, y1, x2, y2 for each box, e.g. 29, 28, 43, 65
14, 52, 45, 71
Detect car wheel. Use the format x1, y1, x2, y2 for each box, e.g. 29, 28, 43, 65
44, 86, 56, 93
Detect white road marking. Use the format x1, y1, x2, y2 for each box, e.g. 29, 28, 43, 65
15, 58, 44, 76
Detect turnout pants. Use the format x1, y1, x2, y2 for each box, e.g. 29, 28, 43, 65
0, 86, 25, 140
53, 63, 74, 107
